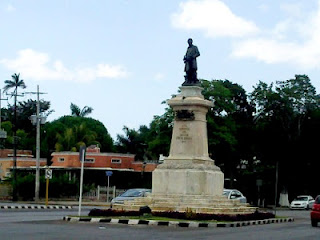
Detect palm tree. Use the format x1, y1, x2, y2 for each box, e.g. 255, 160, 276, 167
70, 103, 93, 117
55, 123, 98, 151
3, 73, 27, 94
3, 73, 26, 201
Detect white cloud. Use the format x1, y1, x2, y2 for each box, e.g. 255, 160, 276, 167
6, 4, 16, 12
232, 0, 320, 69
171, 0, 259, 38
0, 49, 128, 82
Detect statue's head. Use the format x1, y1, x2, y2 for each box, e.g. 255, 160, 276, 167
188, 38, 193, 46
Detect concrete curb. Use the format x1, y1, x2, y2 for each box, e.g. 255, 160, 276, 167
1, 205, 72, 209
63, 216, 294, 228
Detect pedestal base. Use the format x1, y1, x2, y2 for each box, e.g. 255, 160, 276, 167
152, 160, 223, 196
112, 194, 257, 214
112, 159, 256, 215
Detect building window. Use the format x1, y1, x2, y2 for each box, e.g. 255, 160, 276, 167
58, 158, 65, 162
111, 159, 121, 164
85, 158, 95, 163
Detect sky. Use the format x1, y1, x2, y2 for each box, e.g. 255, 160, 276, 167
1, 0, 320, 141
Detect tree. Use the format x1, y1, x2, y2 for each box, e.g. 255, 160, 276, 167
201, 79, 255, 189
55, 123, 97, 152
2, 99, 52, 133
3, 73, 27, 135
3, 73, 26, 201
3, 73, 26, 94
250, 75, 320, 201
147, 108, 173, 159
2, 73, 28, 142
116, 126, 147, 160
44, 116, 114, 156
115, 101, 174, 161
70, 103, 93, 117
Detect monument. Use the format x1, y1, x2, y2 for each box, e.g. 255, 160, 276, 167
183, 38, 200, 86
112, 39, 255, 214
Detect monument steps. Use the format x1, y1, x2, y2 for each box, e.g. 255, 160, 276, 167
112, 202, 256, 214
112, 195, 256, 215
132, 195, 247, 207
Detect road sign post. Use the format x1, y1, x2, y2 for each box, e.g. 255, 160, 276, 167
106, 171, 113, 202
45, 168, 52, 206
78, 146, 86, 216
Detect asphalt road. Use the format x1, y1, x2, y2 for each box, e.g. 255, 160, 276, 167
0, 206, 318, 240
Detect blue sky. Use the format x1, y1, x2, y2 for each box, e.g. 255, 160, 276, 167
1, 0, 320, 140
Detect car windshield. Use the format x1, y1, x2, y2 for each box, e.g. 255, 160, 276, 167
294, 196, 308, 201
223, 190, 230, 196
316, 196, 320, 204
120, 189, 143, 197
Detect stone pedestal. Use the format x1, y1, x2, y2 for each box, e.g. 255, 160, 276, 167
152, 86, 224, 197
112, 86, 256, 214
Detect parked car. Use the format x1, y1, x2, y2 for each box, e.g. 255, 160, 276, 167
110, 188, 151, 206
311, 195, 320, 227
223, 189, 247, 203
290, 195, 315, 210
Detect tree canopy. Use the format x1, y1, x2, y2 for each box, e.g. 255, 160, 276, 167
43, 116, 114, 153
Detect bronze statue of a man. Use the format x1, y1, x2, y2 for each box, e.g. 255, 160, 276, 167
183, 38, 200, 86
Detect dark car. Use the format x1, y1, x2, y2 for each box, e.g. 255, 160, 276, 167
311, 195, 320, 227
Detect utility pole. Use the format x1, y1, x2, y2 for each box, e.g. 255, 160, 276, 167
0, 90, 8, 140
6, 90, 24, 201
27, 86, 47, 202
274, 161, 279, 216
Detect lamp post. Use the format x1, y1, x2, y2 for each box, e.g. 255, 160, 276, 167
29, 85, 46, 202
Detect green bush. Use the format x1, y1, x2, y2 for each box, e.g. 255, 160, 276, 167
8, 173, 96, 199
44, 173, 78, 198
16, 174, 35, 200
88, 208, 275, 222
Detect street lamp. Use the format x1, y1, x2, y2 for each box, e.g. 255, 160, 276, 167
29, 85, 47, 202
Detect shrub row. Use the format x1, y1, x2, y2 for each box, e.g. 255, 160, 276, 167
88, 208, 275, 221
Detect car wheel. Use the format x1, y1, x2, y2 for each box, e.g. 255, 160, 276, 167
306, 205, 309, 210
311, 219, 317, 227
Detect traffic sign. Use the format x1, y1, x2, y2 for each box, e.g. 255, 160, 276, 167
79, 145, 86, 162
45, 169, 52, 179
106, 171, 113, 177
0, 130, 7, 139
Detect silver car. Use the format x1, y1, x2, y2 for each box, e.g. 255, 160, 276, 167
223, 189, 247, 203
290, 195, 315, 210
110, 188, 151, 206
